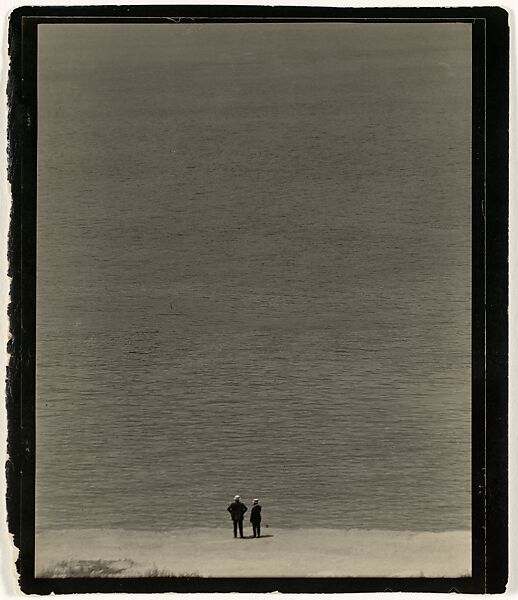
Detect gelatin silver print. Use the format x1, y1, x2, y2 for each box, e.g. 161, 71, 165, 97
33, 20, 473, 579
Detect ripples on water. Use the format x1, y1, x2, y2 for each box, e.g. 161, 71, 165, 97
36, 23, 471, 532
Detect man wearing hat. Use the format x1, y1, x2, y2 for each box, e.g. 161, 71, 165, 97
250, 499, 262, 538
227, 495, 247, 538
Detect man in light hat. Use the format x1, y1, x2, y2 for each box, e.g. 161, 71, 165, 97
227, 495, 247, 538
250, 499, 262, 538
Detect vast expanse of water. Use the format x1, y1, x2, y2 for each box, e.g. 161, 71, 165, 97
36, 23, 472, 532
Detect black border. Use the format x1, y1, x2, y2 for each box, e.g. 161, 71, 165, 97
6, 5, 509, 594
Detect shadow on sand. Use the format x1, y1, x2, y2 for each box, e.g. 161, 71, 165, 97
240, 534, 274, 540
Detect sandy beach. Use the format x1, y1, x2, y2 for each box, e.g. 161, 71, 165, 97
36, 527, 471, 578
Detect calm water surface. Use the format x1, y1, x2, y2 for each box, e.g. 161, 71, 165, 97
36, 24, 471, 532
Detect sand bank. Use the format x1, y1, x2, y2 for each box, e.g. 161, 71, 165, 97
36, 527, 471, 578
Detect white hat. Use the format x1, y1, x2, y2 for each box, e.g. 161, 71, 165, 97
253, 498, 259, 503
234, 495, 240, 500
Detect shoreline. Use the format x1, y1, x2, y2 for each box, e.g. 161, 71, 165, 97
36, 527, 471, 578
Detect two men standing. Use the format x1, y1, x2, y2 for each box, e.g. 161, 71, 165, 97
227, 496, 262, 538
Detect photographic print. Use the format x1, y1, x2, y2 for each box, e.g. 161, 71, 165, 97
6, 5, 509, 594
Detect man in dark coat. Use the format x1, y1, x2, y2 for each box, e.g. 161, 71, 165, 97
250, 498, 262, 538
227, 495, 247, 538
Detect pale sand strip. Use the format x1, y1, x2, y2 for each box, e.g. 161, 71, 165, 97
35, 527, 471, 578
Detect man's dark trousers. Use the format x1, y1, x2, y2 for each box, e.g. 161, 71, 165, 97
252, 523, 261, 538
233, 519, 244, 538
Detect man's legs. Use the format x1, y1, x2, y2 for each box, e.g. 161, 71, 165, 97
238, 519, 244, 538
256, 523, 261, 538
233, 520, 238, 538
